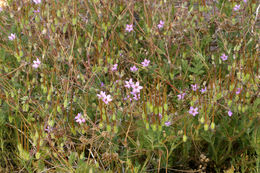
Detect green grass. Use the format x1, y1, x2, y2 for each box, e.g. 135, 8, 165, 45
0, 0, 259, 172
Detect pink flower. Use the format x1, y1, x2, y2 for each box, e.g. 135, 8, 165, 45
75, 113, 86, 124
236, 88, 242, 95
191, 84, 198, 91
200, 87, 207, 93
157, 20, 164, 29
221, 53, 228, 61
132, 81, 143, 93
233, 4, 240, 11
102, 94, 112, 104
130, 65, 138, 72
8, 33, 16, 40
125, 24, 133, 32
228, 110, 233, 117
32, 58, 41, 68
97, 91, 106, 99
97, 91, 112, 104
177, 92, 186, 100
111, 64, 118, 71
141, 59, 150, 67
189, 106, 199, 116
124, 79, 134, 88
33, 0, 41, 4
132, 93, 140, 100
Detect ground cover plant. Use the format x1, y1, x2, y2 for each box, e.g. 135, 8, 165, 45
0, 0, 259, 172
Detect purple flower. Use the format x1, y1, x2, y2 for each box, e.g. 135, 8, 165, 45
157, 20, 165, 29
132, 93, 140, 100
189, 106, 199, 116
200, 87, 207, 93
44, 126, 52, 133
8, 33, 16, 40
102, 94, 112, 104
165, 121, 171, 126
101, 82, 104, 87
130, 65, 138, 72
243, 0, 247, 3
97, 91, 106, 99
236, 88, 242, 95
125, 24, 133, 32
141, 59, 150, 67
32, 58, 41, 68
75, 113, 86, 124
221, 53, 228, 61
177, 92, 186, 100
191, 84, 198, 91
233, 4, 240, 11
228, 110, 233, 117
124, 79, 134, 88
34, 9, 40, 13
0, 7, 3, 12
132, 81, 143, 93
33, 0, 41, 4
124, 95, 130, 101
111, 64, 118, 71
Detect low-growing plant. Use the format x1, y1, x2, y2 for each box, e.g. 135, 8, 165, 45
0, 0, 259, 172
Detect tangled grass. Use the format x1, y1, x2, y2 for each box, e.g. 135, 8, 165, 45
0, 0, 259, 172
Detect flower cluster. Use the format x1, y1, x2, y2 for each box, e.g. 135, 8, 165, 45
189, 106, 199, 116
111, 64, 118, 71
97, 91, 112, 104
125, 24, 133, 32
75, 113, 86, 124
32, 58, 41, 68
157, 20, 164, 29
124, 79, 143, 101
177, 92, 186, 100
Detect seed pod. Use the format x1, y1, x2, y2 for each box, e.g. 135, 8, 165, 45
183, 135, 187, 142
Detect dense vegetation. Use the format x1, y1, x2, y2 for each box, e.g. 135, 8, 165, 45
0, 0, 259, 172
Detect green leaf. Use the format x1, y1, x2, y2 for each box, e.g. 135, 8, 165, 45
72, 17, 77, 25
